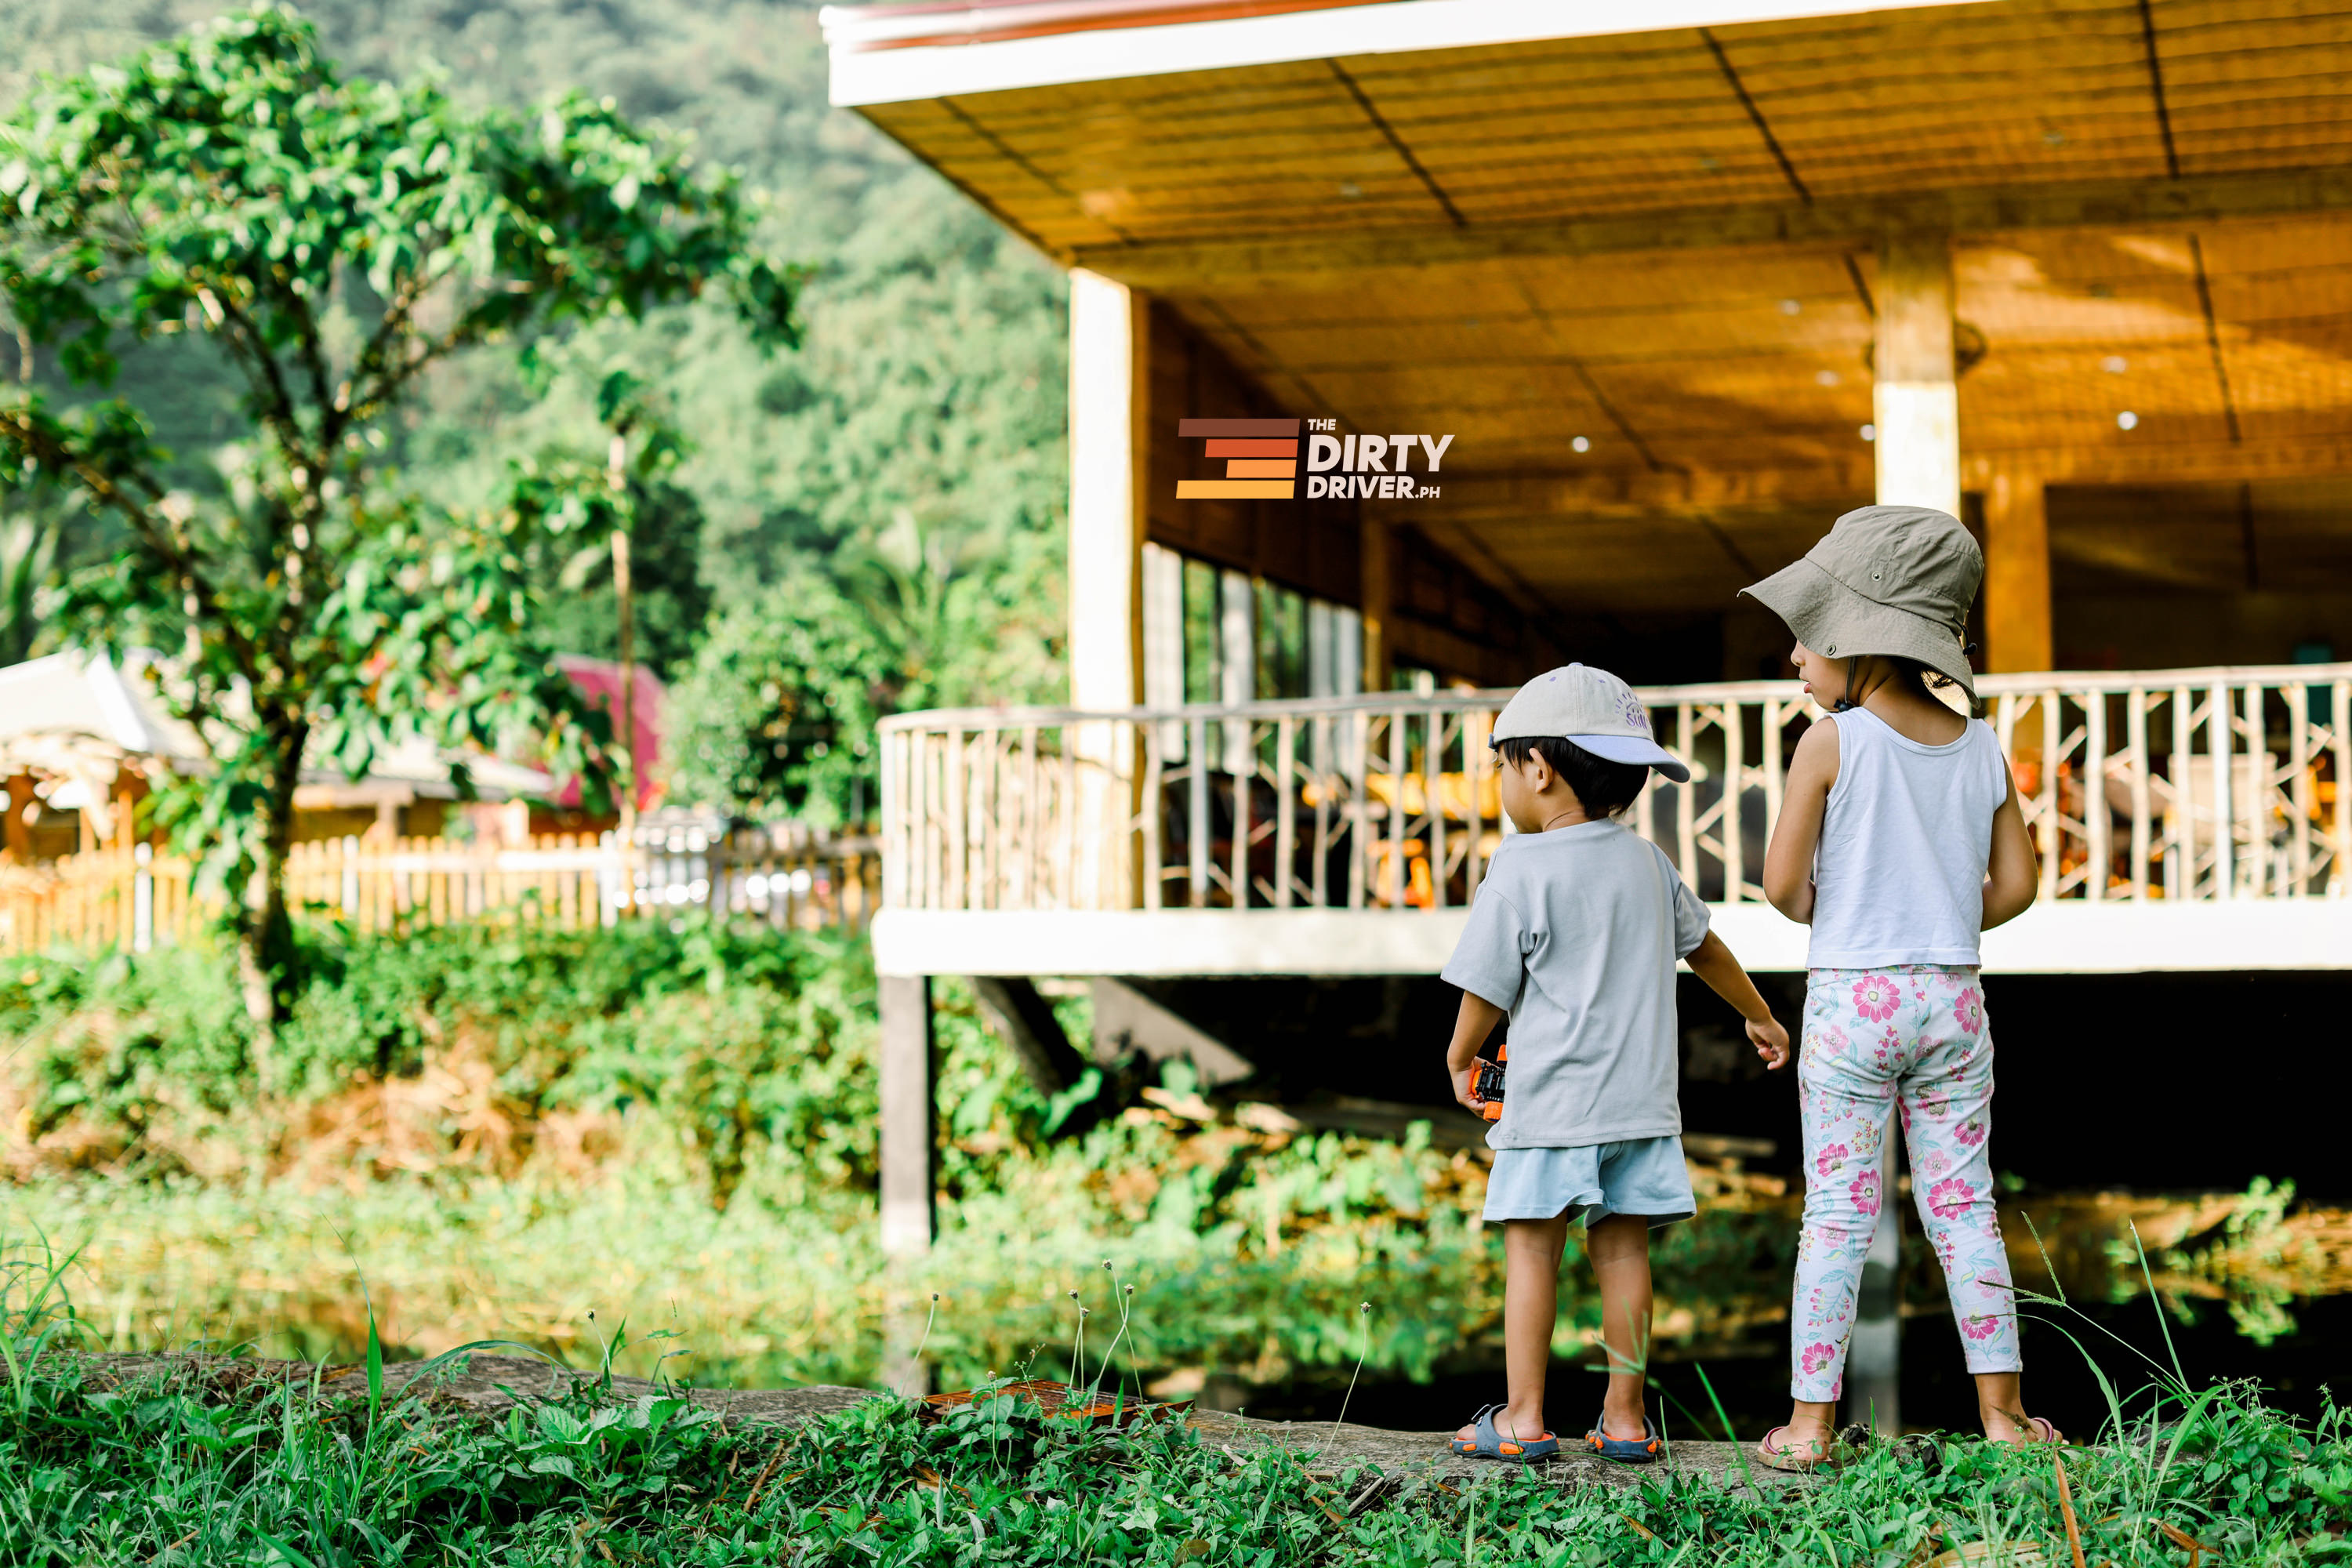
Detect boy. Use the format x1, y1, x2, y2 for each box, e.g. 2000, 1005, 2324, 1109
1443, 663, 1790, 1464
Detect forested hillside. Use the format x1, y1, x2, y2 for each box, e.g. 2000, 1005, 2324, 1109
1, 0, 1069, 818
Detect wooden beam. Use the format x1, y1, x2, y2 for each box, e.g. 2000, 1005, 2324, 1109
1073, 167, 2352, 291
1982, 470, 2053, 674
972, 975, 1090, 1098
1371, 435, 2352, 521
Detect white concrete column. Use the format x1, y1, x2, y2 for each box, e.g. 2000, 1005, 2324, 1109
878, 975, 936, 1254
1875, 235, 1962, 521
1069, 269, 1149, 710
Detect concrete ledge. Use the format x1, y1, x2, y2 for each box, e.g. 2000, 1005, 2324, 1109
870, 899, 2352, 977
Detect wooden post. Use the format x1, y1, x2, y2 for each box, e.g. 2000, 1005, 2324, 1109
1983, 470, 2053, 673
2, 774, 31, 862
1857, 231, 1958, 1428
1875, 234, 1961, 521
879, 975, 938, 1255
1360, 517, 1393, 693
610, 429, 638, 845
972, 975, 1088, 1097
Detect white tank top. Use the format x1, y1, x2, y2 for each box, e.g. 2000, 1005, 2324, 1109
1807, 707, 2010, 970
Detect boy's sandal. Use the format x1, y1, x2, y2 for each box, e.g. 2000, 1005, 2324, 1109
1755, 1425, 1844, 1472
1585, 1413, 1663, 1465
1449, 1403, 1559, 1464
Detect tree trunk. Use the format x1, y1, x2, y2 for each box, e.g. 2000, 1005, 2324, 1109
238, 724, 307, 1089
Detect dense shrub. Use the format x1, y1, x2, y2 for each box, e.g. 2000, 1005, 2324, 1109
1, 923, 891, 1202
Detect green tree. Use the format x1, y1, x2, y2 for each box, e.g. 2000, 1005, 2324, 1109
662, 565, 889, 827
0, 7, 799, 1044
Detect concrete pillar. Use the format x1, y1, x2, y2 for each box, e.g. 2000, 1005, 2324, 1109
1983, 470, 2053, 673
1875, 235, 1962, 521
1069, 269, 1149, 710
1359, 517, 1393, 692
878, 975, 937, 1255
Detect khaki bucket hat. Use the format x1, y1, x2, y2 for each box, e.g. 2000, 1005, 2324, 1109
1737, 504, 1983, 696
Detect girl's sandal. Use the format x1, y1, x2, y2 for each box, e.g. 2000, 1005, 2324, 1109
1449, 1403, 1560, 1464
1994, 1415, 2063, 1445
1755, 1425, 1845, 1472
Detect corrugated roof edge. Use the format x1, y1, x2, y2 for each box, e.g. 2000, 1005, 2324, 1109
820, 0, 1382, 54
824, 0, 1991, 107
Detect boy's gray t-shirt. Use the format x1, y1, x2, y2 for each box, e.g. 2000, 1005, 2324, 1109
1441, 819, 1709, 1149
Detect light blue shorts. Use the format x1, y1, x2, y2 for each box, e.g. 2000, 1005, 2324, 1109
1483, 1136, 1695, 1227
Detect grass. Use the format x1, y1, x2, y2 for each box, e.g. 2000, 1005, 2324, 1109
4, 1227, 2350, 1568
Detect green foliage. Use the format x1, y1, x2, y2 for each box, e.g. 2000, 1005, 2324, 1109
2, 1268, 2349, 1568
659, 564, 889, 823
0, 6, 802, 1008
2, 920, 883, 1203
3, 2, 1073, 834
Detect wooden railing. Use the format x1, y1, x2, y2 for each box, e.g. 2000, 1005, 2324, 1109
876, 664, 2352, 913
0, 826, 875, 956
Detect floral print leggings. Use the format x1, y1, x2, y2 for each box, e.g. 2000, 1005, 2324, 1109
1791, 965, 2020, 1402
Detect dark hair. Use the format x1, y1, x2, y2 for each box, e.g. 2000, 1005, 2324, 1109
1494, 735, 1650, 819
1833, 652, 1976, 715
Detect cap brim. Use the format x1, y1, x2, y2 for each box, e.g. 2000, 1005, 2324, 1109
1567, 732, 1693, 784
1738, 558, 1976, 696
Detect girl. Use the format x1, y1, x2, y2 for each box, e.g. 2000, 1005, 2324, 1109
1739, 504, 2057, 1468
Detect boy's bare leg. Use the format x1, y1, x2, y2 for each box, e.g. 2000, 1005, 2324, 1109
1457, 1213, 1569, 1447
1588, 1213, 1654, 1440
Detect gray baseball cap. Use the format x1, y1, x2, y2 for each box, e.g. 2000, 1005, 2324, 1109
1490, 663, 1690, 783
1738, 504, 1983, 695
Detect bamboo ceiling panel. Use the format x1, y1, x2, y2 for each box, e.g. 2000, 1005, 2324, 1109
1707, 2, 2174, 197
858, 1, 2352, 263
2158, 2, 2352, 175
844, 1, 2352, 614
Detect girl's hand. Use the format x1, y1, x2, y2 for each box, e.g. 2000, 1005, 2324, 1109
1748, 1014, 1791, 1069
1450, 1061, 1486, 1114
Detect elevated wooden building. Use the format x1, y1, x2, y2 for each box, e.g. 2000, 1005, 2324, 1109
819, 0, 2352, 1251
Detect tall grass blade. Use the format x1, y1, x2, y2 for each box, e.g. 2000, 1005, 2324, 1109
2128, 1218, 2185, 1387
1691, 1363, 1755, 1491
365, 1301, 384, 1431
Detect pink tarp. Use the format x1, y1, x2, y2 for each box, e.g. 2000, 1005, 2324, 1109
553, 656, 666, 811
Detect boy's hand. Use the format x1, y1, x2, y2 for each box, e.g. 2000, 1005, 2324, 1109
1748, 1014, 1791, 1069
1450, 1061, 1486, 1114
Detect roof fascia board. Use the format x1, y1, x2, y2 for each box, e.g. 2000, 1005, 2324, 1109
829, 0, 1987, 106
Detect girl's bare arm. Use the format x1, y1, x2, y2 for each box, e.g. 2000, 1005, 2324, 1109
1762, 717, 1839, 923
1983, 767, 2037, 930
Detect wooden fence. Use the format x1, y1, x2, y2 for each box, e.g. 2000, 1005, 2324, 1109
0, 828, 875, 956
876, 662, 2352, 913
